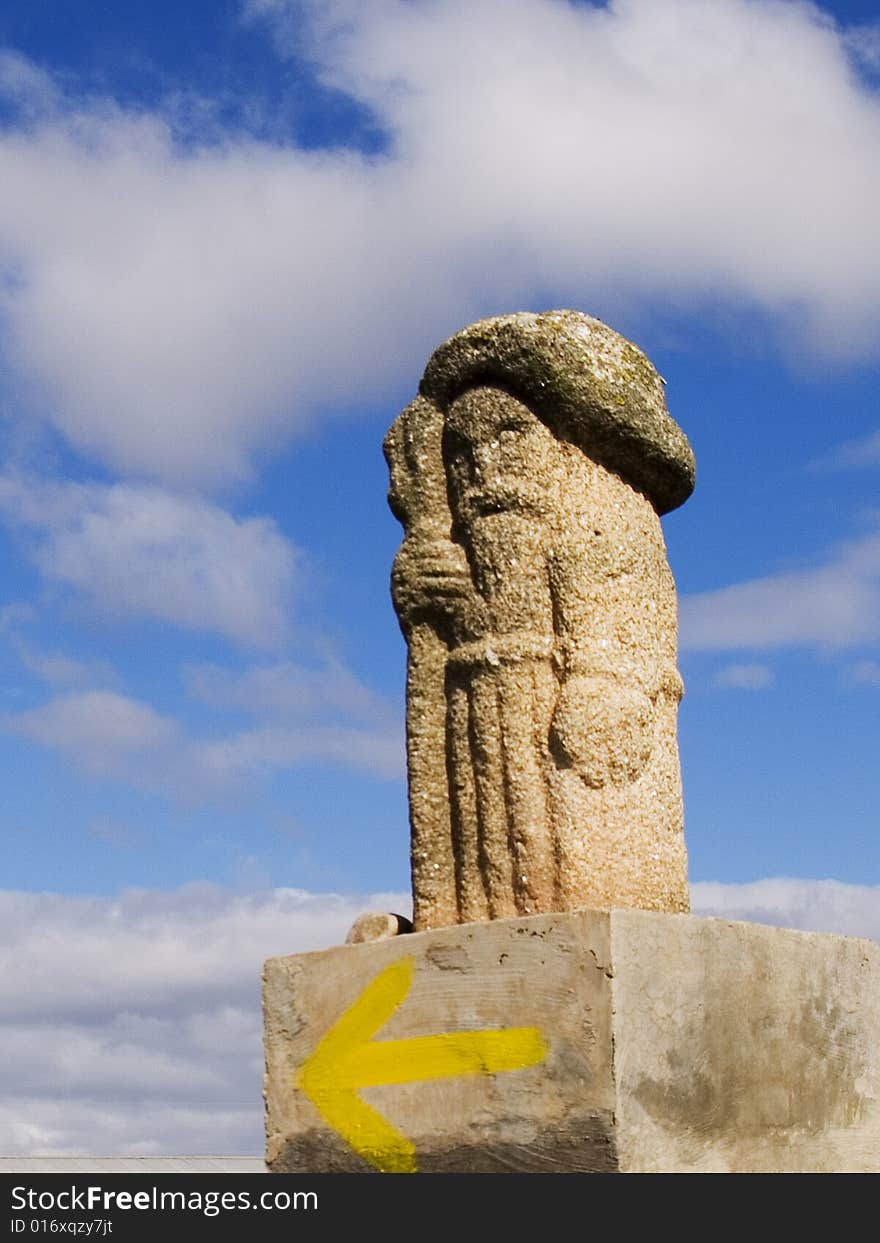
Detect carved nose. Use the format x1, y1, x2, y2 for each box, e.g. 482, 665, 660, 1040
472, 446, 493, 479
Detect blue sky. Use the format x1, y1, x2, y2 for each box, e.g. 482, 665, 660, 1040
0, 0, 879, 1154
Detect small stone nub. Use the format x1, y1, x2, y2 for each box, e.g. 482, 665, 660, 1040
345, 911, 414, 945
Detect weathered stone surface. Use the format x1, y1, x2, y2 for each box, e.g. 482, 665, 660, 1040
263, 910, 880, 1174
385, 311, 694, 931
419, 311, 695, 514
264, 910, 616, 1174
345, 911, 414, 944
611, 911, 880, 1173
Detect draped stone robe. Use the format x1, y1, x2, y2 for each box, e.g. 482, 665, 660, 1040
386, 312, 694, 931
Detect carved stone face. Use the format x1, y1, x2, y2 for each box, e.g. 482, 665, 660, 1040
443, 388, 562, 528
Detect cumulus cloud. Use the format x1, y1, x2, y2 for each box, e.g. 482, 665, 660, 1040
11, 642, 97, 688
184, 659, 405, 780
711, 662, 774, 689
691, 877, 880, 942
2, 630, 405, 795
1, 0, 879, 485
0, 606, 106, 688
7, 690, 179, 781
0, 885, 410, 1155
0, 474, 297, 648
680, 526, 880, 650
183, 658, 390, 722
1, 688, 230, 801
194, 720, 404, 781
0, 877, 875, 1155
0, 50, 59, 118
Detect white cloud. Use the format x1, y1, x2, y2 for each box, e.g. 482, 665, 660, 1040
183, 658, 389, 722
0, 50, 59, 118
194, 720, 404, 781
0, 474, 297, 648
0, 609, 105, 688
0, 0, 879, 485
15, 690, 168, 753
3, 671, 404, 795
7, 690, 179, 781
691, 877, 880, 942
0, 877, 874, 1155
12, 643, 95, 687
712, 662, 774, 689
0, 885, 410, 1155
0, 885, 411, 1024
186, 660, 406, 780
680, 527, 880, 650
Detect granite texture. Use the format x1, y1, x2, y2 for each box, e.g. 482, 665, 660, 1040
385, 311, 694, 931
346, 912, 414, 944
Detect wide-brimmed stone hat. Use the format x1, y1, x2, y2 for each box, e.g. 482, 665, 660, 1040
419, 310, 695, 515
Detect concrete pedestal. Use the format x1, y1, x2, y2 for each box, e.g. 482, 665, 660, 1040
263, 909, 880, 1173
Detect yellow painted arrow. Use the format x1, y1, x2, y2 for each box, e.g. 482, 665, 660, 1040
296, 956, 546, 1174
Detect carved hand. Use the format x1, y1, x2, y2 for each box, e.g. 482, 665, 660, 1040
391, 536, 472, 629
550, 674, 655, 787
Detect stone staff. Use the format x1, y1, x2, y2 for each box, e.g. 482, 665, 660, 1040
384, 396, 469, 930
387, 310, 695, 929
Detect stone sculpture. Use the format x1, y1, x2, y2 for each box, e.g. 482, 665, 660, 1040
385, 311, 695, 932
